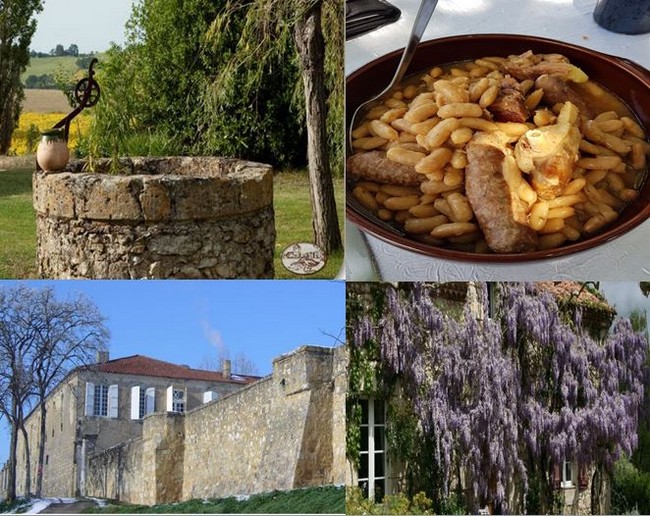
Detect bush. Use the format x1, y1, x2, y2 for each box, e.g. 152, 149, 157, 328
612, 457, 650, 515
346, 486, 434, 515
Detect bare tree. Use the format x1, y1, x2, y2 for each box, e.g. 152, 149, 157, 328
197, 348, 260, 376
29, 288, 109, 497
0, 285, 109, 500
0, 286, 38, 501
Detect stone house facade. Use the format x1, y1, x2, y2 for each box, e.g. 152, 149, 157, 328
348, 282, 617, 515
11, 352, 258, 498
5, 345, 346, 504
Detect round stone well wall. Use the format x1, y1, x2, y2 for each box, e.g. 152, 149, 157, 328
33, 157, 275, 279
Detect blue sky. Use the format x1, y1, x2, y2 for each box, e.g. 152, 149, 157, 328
31, 0, 133, 54
0, 280, 345, 465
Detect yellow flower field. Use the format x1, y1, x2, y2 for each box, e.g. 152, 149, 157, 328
9, 112, 91, 156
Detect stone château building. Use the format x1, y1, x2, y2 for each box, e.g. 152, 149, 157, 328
2, 345, 346, 504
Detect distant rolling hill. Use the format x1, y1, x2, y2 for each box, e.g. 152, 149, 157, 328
21, 56, 81, 83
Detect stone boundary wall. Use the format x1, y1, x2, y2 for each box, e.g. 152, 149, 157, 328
85, 346, 346, 505
33, 157, 275, 279
86, 438, 143, 503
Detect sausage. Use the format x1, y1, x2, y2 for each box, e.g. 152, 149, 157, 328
465, 142, 538, 253
346, 150, 422, 186
488, 77, 530, 123
535, 75, 597, 120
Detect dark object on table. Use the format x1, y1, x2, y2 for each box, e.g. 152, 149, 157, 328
593, 0, 650, 34
346, 0, 401, 40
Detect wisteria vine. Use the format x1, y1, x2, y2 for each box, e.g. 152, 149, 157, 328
348, 282, 648, 513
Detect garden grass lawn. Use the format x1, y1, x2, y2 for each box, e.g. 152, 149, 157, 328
273, 171, 344, 279
0, 168, 37, 278
87, 485, 345, 513
0, 167, 344, 279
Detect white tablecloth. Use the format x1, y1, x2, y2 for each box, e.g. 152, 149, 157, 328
346, 0, 650, 281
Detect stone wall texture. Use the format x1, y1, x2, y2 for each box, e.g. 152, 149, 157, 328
84, 346, 346, 505
33, 157, 275, 279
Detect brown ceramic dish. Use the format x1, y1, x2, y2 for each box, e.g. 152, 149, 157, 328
346, 34, 650, 262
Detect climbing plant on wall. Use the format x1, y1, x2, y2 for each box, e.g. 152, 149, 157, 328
348, 282, 648, 514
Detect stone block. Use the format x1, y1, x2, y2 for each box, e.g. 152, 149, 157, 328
140, 179, 171, 221
82, 177, 142, 221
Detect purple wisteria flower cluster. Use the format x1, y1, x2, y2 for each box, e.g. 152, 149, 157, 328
350, 282, 648, 512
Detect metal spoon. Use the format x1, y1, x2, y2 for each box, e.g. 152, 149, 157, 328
348, 0, 439, 148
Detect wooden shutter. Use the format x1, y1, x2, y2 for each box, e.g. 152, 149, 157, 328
85, 382, 95, 416
130, 386, 141, 420
551, 463, 561, 489
203, 391, 218, 403
145, 387, 155, 415
166, 385, 174, 411
108, 384, 119, 418
579, 462, 589, 490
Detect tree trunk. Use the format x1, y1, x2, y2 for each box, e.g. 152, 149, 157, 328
6, 402, 19, 502
19, 423, 31, 497
0, 52, 24, 155
293, 0, 342, 255
36, 403, 47, 497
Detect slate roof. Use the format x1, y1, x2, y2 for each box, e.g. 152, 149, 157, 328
80, 355, 259, 384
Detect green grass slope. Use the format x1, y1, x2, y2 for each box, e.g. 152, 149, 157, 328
89, 485, 345, 514
21, 56, 81, 83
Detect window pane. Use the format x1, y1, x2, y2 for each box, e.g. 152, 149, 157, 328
360, 399, 368, 424
358, 480, 368, 499
374, 427, 385, 451
564, 461, 572, 482
374, 400, 385, 424
359, 453, 369, 479
374, 452, 385, 477
374, 480, 385, 503
360, 426, 369, 452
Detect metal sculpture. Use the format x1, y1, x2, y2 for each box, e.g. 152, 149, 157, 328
53, 57, 101, 141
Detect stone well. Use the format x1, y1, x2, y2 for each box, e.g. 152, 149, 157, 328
33, 157, 275, 279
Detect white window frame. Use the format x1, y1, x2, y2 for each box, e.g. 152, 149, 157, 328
94, 384, 109, 417
131, 386, 156, 419
357, 397, 386, 501
166, 385, 186, 413
85, 382, 118, 418
561, 459, 575, 488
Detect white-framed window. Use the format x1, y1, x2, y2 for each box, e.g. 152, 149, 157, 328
358, 398, 386, 502
166, 385, 186, 413
94, 385, 108, 416
131, 386, 156, 419
84, 382, 118, 418
561, 459, 575, 488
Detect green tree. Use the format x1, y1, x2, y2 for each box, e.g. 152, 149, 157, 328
0, 0, 43, 154
207, 0, 343, 253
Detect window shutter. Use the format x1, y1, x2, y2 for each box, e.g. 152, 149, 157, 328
85, 382, 95, 416
166, 385, 174, 412
145, 387, 155, 415
579, 462, 589, 490
131, 386, 141, 420
203, 391, 218, 403
551, 463, 561, 489
108, 384, 119, 418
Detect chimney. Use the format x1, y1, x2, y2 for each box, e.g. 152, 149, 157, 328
223, 359, 231, 380
96, 350, 109, 363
